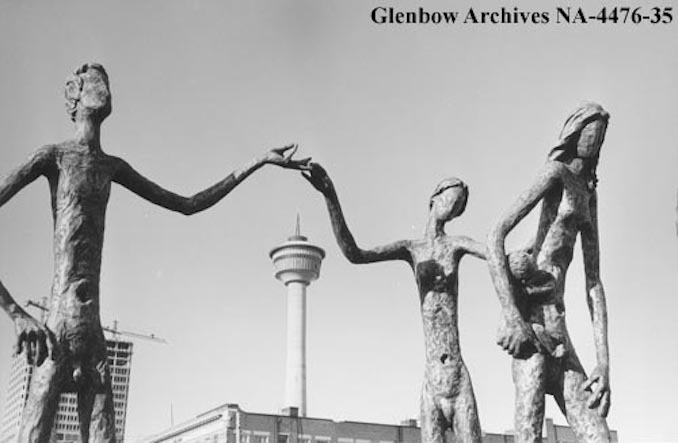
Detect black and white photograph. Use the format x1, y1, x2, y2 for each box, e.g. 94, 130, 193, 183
0, 1, 676, 442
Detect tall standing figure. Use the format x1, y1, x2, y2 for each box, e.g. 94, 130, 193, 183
0, 63, 308, 442
487, 103, 612, 442
304, 163, 485, 443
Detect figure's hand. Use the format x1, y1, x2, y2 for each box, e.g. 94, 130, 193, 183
301, 162, 333, 195
263, 144, 311, 170
13, 313, 56, 366
583, 365, 611, 417
497, 318, 541, 358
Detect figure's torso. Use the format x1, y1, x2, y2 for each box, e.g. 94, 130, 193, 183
43, 143, 119, 356
410, 237, 467, 395
533, 162, 594, 336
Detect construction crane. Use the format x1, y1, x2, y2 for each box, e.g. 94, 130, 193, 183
25, 299, 167, 344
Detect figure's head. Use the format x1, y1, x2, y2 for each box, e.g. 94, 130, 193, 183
428, 177, 468, 223
65, 63, 111, 123
549, 102, 609, 163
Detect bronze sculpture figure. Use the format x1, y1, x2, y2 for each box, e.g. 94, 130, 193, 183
304, 164, 485, 443
0, 63, 308, 442
487, 103, 612, 442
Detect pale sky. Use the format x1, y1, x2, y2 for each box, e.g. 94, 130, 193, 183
0, 1, 676, 441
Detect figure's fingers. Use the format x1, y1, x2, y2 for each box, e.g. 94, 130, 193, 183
301, 172, 314, 184
45, 327, 56, 360
295, 156, 312, 166
587, 393, 601, 409
28, 329, 40, 365
282, 144, 299, 161
532, 338, 543, 354
284, 157, 313, 170
15, 331, 26, 356
599, 391, 611, 417
36, 332, 47, 366
508, 340, 518, 356
26, 339, 35, 365
587, 383, 604, 408
497, 333, 508, 348
583, 373, 598, 391
272, 143, 296, 155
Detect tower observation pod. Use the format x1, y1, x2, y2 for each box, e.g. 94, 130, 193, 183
269, 217, 325, 417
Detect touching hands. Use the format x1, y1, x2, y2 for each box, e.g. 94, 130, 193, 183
301, 162, 333, 195
13, 313, 57, 366
584, 365, 611, 417
263, 144, 311, 170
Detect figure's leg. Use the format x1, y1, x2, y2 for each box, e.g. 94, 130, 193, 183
77, 384, 96, 442
512, 353, 547, 443
420, 381, 447, 443
451, 365, 482, 443
85, 357, 117, 442
18, 358, 66, 442
552, 354, 610, 442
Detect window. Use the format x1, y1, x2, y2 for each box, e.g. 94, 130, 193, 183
278, 434, 289, 443
252, 432, 270, 443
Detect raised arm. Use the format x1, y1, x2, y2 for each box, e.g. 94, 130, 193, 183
581, 191, 611, 417
113, 145, 308, 215
302, 163, 411, 264
487, 162, 560, 356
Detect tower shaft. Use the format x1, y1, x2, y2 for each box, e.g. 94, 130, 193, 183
284, 281, 307, 416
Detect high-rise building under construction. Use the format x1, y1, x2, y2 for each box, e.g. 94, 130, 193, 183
0, 339, 134, 442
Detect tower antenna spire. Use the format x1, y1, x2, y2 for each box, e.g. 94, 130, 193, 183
295, 213, 301, 237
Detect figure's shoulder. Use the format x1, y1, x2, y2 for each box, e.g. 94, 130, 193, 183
103, 154, 129, 171
406, 238, 424, 252
40, 141, 80, 158
530, 160, 567, 190
27, 144, 59, 164
449, 234, 473, 247
541, 160, 567, 177
402, 238, 423, 260
447, 234, 479, 252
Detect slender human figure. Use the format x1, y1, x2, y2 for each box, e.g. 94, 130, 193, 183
0, 63, 308, 442
487, 103, 612, 442
303, 164, 484, 443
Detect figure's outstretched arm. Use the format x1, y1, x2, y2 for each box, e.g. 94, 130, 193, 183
302, 163, 411, 264
581, 191, 611, 418
113, 144, 309, 215
0, 146, 53, 209
487, 162, 560, 357
0, 147, 56, 366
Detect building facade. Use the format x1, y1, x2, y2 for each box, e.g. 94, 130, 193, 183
0, 339, 134, 443
140, 404, 617, 443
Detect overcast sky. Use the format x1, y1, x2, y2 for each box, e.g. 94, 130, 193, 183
0, 1, 676, 441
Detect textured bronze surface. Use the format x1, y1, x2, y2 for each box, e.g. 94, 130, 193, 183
305, 166, 484, 443
487, 103, 612, 442
0, 63, 307, 442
